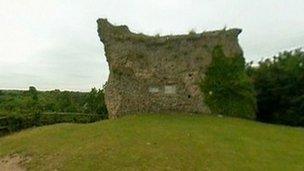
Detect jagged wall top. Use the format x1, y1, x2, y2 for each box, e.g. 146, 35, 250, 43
97, 18, 242, 48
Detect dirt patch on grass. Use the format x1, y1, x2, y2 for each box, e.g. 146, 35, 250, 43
0, 154, 30, 171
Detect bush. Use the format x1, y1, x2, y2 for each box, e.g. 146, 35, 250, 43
6, 113, 36, 132
200, 46, 256, 119
40, 113, 103, 125
84, 88, 108, 119
248, 49, 304, 126
1, 112, 103, 133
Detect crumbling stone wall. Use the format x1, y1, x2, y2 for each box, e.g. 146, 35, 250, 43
97, 19, 243, 118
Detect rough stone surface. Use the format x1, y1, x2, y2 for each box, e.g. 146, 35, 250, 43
97, 19, 243, 118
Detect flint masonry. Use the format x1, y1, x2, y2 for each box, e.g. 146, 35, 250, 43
97, 19, 243, 118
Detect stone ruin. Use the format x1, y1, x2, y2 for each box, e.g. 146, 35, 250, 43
97, 19, 243, 118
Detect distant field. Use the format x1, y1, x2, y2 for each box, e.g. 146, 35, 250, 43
0, 114, 303, 170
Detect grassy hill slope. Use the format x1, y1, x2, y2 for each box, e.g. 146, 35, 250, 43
0, 114, 303, 170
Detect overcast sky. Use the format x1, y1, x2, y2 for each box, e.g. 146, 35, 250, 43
0, 0, 304, 91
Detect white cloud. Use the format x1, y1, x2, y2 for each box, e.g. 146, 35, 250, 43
0, 0, 304, 90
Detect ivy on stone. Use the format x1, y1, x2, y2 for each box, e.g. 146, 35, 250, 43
200, 46, 256, 119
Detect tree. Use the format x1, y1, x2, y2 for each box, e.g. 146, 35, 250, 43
84, 88, 108, 118
248, 49, 304, 126
29, 86, 38, 101
57, 91, 74, 112
27, 86, 39, 112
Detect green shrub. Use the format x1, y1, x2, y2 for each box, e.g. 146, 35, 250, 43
200, 46, 256, 119
40, 113, 103, 125
0, 115, 8, 130
6, 113, 36, 132
84, 88, 108, 119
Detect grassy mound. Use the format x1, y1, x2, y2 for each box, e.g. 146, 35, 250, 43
0, 114, 303, 170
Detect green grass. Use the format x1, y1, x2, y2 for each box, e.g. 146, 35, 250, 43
0, 114, 303, 170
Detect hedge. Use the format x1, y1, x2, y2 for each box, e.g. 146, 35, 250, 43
0, 112, 103, 135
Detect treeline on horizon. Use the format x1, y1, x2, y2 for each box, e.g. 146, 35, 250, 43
0, 87, 108, 118
0, 87, 108, 134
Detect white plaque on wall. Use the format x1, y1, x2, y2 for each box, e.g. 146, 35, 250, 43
164, 85, 176, 94
149, 86, 160, 93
